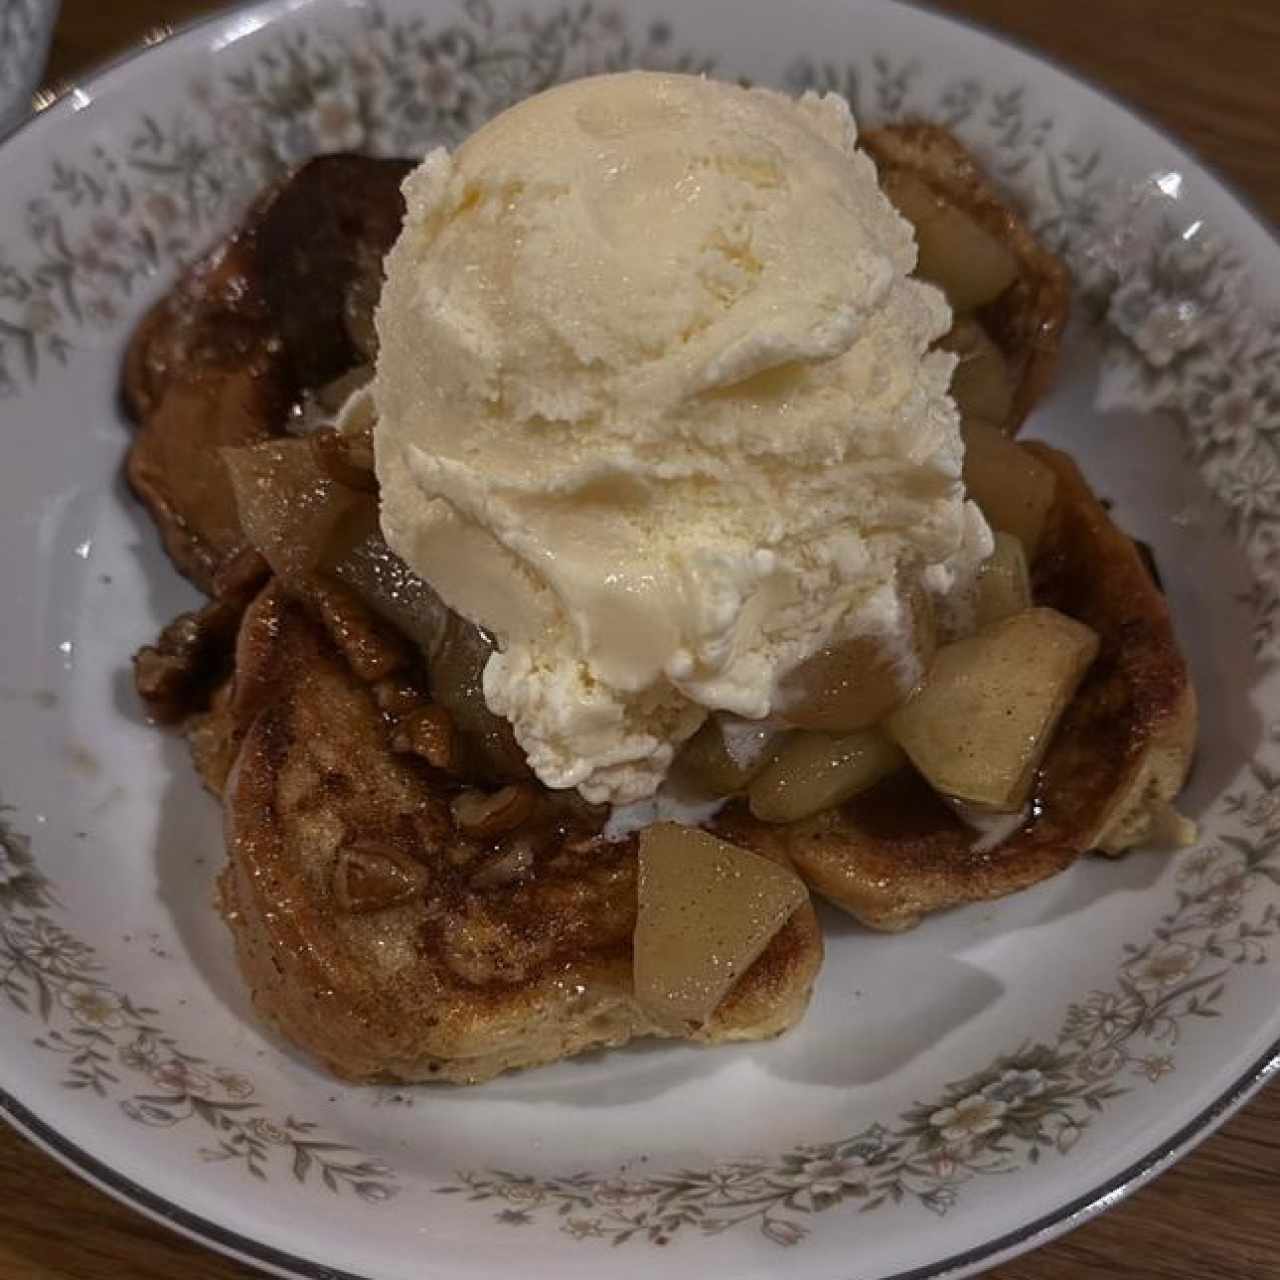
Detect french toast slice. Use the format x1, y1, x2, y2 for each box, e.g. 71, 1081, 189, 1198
764, 444, 1197, 932
861, 123, 1071, 436
208, 584, 820, 1083
123, 155, 411, 594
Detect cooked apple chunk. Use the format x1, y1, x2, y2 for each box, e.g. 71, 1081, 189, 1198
882, 169, 1020, 309
748, 728, 907, 823
887, 607, 1100, 811
222, 437, 372, 580
962, 419, 1058, 558
941, 316, 1015, 427
776, 585, 936, 732
974, 532, 1032, 628
635, 824, 807, 1030
674, 717, 779, 796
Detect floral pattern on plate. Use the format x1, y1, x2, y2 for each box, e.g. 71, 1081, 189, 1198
1, 805, 398, 1200
790, 55, 1280, 663
0, 2, 708, 398
439, 804, 1279, 1245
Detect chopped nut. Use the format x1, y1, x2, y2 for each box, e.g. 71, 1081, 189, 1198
295, 574, 412, 683
211, 545, 271, 602
450, 784, 537, 839
469, 837, 537, 890
309, 427, 377, 493
411, 800, 453, 855
372, 675, 428, 719
332, 843, 427, 913
391, 704, 456, 771
133, 594, 244, 723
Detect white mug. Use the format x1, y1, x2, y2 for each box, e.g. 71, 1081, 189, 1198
0, 0, 61, 138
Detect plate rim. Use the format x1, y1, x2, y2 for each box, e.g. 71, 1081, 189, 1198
2, 0, 1278, 1276
5, 1040, 1278, 1280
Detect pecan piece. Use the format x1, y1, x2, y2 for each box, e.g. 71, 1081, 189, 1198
372, 674, 428, 719
332, 843, 428, 914
295, 574, 412, 683
450, 784, 538, 839
469, 835, 538, 890
134, 546, 271, 723
134, 596, 242, 722
391, 704, 456, 772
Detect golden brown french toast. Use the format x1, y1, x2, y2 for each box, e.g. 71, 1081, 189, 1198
207, 584, 820, 1083
862, 123, 1071, 436
123, 156, 411, 594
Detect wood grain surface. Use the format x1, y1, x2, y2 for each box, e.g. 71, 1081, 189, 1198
4, 2, 1278, 1278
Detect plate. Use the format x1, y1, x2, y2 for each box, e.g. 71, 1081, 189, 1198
1, 2, 1278, 1277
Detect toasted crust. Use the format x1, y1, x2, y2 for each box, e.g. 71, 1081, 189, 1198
123, 234, 290, 593
1029, 445, 1198, 857
861, 123, 1071, 436
773, 443, 1197, 931
212, 586, 821, 1083
123, 156, 411, 593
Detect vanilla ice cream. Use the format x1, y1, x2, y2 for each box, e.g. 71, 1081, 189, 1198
374, 71, 990, 805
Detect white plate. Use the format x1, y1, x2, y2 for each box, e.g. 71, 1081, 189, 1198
0, 1, 60, 138
1, 2, 1277, 1277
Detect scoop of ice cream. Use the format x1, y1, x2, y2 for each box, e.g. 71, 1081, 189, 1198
374, 70, 986, 804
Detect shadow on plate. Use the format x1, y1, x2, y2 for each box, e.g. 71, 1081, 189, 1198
110, 461, 322, 1072
467, 899, 1006, 1105
759, 915, 1006, 1090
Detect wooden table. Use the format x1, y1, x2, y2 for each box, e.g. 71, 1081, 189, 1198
4, 2, 1278, 1278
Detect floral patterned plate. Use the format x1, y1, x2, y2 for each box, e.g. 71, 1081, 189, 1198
1, 1, 1278, 1277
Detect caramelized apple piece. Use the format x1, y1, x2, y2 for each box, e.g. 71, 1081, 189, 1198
330, 528, 454, 659
674, 717, 780, 796
887, 607, 1099, 811
974, 532, 1032, 628
634, 824, 807, 1030
427, 612, 531, 783
748, 728, 907, 823
776, 585, 936, 731
225, 435, 527, 781
344, 242, 384, 362
941, 316, 1014, 427
962, 420, 1058, 559
882, 170, 1020, 309
222, 436, 373, 581
327, 527, 529, 782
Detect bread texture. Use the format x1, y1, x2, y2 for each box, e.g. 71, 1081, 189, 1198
205, 586, 820, 1083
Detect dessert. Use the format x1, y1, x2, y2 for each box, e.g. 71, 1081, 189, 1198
123, 72, 1195, 1083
